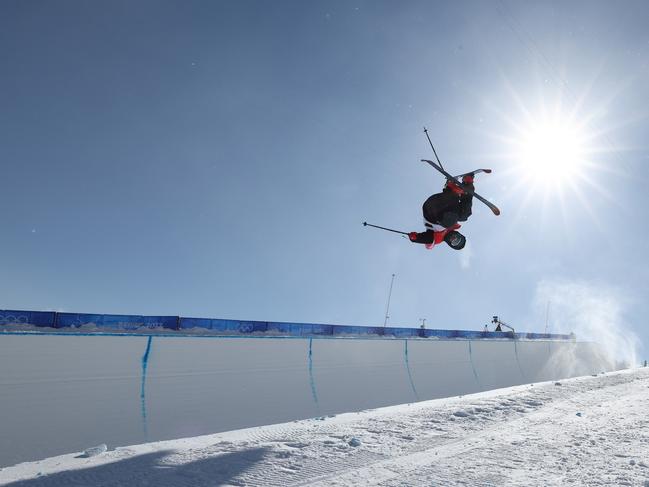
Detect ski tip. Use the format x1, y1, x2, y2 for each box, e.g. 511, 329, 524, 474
484, 169, 492, 173
362, 221, 367, 226
492, 207, 501, 216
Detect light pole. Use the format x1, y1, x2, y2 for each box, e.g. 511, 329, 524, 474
383, 274, 396, 327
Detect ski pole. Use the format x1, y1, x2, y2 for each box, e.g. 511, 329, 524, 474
423, 127, 445, 172
363, 222, 409, 236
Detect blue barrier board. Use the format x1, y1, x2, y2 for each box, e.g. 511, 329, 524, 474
0, 308, 574, 341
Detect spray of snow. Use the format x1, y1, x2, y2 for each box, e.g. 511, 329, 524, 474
534, 278, 639, 368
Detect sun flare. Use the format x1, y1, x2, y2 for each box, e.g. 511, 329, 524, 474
515, 116, 589, 186
479, 79, 618, 230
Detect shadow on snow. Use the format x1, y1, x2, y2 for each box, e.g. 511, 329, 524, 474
4, 446, 272, 487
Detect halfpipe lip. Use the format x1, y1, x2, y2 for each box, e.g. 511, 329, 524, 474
0, 328, 580, 342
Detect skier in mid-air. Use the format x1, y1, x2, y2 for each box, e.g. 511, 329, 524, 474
362, 129, 500, 249
407, 172, 475, 250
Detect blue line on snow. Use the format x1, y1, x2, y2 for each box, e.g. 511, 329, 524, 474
404, 340, 420, 402
468, 341, 481, 387
140, 336, 153, 440
308, 338, 320, 413
513, 339, 526, 381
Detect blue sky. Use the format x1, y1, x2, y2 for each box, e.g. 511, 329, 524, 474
1, 1, 647, 357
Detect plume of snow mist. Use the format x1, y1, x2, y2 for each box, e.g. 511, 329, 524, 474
534, 279, 639, 369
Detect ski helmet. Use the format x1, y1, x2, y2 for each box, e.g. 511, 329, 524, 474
444, 230, 466, 250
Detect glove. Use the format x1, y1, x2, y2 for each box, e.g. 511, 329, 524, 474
462, 173, 474, 184
408, 232, 418, 242
460, 174, 475, 198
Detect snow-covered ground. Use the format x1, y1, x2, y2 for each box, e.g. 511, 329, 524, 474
2, 368, 648, 487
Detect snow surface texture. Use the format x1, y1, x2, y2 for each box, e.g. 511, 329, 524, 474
2, 368, 648, 487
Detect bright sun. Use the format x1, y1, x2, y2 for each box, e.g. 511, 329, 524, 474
475, 69, 619, 228
483, 91, 612, 227
515, 116, 589, 186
